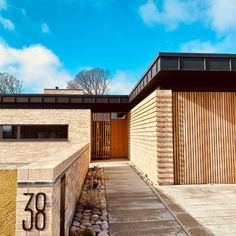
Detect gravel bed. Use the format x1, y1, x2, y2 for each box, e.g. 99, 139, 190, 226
69, 167, 110, 236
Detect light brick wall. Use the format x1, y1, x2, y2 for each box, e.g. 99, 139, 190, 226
129, 89, 174, 185
65, 146, 90, 235
129, 90, 158, 184
15, 146, 90, 236
51, 145, 90, 236
157, 90, 174, 185
0, 109, 90, 164
44, 89, 84, 95
0, 109, 91, 235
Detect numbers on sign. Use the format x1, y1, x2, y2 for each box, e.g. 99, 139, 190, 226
35, 193, 46, 230
22, 193, 34, 231
22, 192, 47, 231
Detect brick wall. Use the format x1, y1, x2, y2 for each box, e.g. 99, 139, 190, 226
0, 109, 90, 164
156, 90, 174, 185
129, 90, 159, 184
129, 89, 174, 185
0, 109, 91, 235
15, 145, 90, 236
65, 146, 90, 235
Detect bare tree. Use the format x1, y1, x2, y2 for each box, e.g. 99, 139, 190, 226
0, 73, 23, 94
67, 68, 111, 95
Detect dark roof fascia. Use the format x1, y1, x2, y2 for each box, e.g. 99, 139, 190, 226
0, 94, 130, 112
129, 52, 236, 104
2, 52, 236, 110
158, 52, 236, 58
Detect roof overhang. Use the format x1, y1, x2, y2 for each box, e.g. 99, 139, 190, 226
129, 52, 236, 106
0, 94, 130, 112
2, 52, 236, 111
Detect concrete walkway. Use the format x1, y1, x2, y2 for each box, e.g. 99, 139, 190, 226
99, 160, 187, 236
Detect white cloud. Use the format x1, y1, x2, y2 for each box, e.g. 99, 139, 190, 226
139, 0, 236, 34
138, 0, 202, 30
180, 40, 218, 53
207, 0, 236, 34
0, 42, 72, 93
0, 16, 14, 30
41, 22, 50, 34
110, 70, 136, 95
0, 0, 7, 10
180, 36, 235, 53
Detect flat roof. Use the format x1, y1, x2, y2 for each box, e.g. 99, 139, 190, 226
129, 52, 236, 105
2, 52, 236, 110
0, 94, 130, 112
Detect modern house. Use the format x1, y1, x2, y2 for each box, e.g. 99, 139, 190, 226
1, 52, 236, 235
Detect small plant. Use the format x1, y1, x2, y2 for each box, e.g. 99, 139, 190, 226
87, 166, 103, 181
86, 176, 99, 190
80, 190, 101, 209
79, 229, 93, 236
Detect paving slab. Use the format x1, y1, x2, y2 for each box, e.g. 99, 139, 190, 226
159, 185, 236, 236
102, 162, 188, 236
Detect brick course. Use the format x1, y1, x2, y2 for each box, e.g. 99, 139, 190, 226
128, 89, 174, 185
0, 109, 91, 235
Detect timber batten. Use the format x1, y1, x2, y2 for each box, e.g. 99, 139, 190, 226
92, 113, 111, 159
173, 92, 236, 184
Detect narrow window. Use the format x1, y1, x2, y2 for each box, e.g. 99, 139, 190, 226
20, 125, 68, 140
0, 125, 68, 141
2, 125, 17, 139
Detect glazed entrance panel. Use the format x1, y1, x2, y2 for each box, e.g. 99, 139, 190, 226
173, 92, 236, 184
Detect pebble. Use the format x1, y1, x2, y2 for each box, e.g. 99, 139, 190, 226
70, 226, 79, 236
91, 214, 99, 221
74, 217, 80, 222
82, 222, 92, 227
102, 210, 108, 216
98, 231, 109, 236
100, 215, 107, 221
96, 220, 103, 225
83, 215, 91, 220
72, 221, 80, 227
101, 221, 109, 230
94, 228, 101, 233
84, 209, 92, 213
69, 230, 78, 236
75, 212, 82, 218
80, 219, 90, 225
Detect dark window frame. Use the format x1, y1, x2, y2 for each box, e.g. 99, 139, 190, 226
0, 124, 69, 142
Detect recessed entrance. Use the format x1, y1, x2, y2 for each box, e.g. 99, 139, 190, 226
92, 113, 128, 160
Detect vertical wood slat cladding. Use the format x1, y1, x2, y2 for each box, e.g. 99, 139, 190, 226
92, 113, 111, 159
174, 92, 236, 184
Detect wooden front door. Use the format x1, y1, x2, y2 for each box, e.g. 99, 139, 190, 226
173, 92, 236, 184
111, 118, 128, 158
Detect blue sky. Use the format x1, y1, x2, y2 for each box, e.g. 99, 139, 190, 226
1, 0, 236, 93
